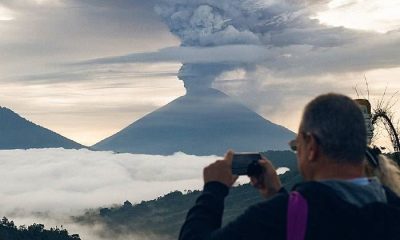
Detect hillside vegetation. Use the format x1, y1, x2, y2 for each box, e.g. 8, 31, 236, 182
0, 217, 80, 240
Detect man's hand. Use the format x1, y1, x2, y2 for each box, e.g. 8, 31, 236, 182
250, 156, 282, 199
203, 150, 238, 187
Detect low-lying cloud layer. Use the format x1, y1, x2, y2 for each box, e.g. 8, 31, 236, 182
0, 148, 216, 239
0, 148, 290, 239
0, 148, 218, 215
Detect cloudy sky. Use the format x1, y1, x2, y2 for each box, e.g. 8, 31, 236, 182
1, 0, 399, 146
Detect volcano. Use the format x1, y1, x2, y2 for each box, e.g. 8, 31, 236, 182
93, 88, 294, 156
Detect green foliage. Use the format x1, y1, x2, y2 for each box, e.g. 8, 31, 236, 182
0, 217, 81, 240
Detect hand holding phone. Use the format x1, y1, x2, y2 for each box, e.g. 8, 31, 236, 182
250, 158, 282, 199
232, 152, 283, 198
203, 151, 238, 187
232, 153, 263, 176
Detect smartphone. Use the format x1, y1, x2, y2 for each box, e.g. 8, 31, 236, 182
232, 153, 263, 176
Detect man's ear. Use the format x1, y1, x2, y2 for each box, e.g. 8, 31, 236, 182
306, 134, 319, 163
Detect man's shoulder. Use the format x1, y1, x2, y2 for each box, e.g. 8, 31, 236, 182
294, 180, 400, 207
384, 185, 400, 205
248, 182, 328, 212
292, 181, 337, 196
246, 190, 289, 221
251, 190, 290, 210
293, 181, 400, 239
234, 191, 289, 237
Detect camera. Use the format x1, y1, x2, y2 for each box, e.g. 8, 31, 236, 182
232, 153, 263, 176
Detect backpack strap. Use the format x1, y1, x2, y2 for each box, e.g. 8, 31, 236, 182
287, 191, 308, 240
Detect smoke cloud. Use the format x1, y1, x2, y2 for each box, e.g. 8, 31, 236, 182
153, 0, 399, 81
154, 0, 353, 48
81, 0, 400, 95
154, 0, 314, 92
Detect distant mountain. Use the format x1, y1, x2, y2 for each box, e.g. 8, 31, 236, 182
93, 88, 295, 155
0, 107, 84, 150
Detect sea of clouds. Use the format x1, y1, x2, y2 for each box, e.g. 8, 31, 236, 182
0, 148, 219, 215
0, 148, 289, 239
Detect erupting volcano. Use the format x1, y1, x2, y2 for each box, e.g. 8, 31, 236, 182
92, 0, 301, 155
93, 64, 294, 155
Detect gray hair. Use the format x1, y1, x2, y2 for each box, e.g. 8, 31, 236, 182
301, 93, 367, 164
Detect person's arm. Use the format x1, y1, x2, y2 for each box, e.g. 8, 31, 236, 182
179, 151, 286, 240
179, 181, 289, 240
179, 151, 238, 240
179, 181, 231, 240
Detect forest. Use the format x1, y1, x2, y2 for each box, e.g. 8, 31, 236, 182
0, 217, 80, 240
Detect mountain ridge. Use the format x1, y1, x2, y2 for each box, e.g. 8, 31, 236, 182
0, 106, 85, 150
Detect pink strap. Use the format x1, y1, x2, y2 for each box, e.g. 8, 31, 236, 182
287, 191, 308, 240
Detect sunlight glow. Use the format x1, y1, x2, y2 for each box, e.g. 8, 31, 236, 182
0, 6, 14, 21
313, 0, 400, 33
34, 0, 62, 5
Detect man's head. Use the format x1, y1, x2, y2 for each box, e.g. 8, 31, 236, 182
296, 93, 367, 180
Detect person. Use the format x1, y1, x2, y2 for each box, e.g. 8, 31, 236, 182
179, 93, 400, 240
365, 147, 400, 196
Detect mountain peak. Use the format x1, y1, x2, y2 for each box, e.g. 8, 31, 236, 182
93, 88, 294, 155
0, 107, 85, 150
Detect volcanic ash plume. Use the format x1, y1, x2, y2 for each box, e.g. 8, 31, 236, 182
94, 1, 299, 155
177, 63, 237, 94
155, 0, 352, 93
155, 0, 260, 93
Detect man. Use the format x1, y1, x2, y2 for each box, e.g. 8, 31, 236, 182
179, 93, 400, 240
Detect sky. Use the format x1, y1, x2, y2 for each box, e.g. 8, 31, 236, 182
0, 0, 399, 146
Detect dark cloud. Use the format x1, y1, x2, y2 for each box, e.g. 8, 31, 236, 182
81, 31, 400, 77
8, 67, 177, 84
79, 45, 268, 64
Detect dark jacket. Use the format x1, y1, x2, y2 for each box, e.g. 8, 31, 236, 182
179, 180, 400, 240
